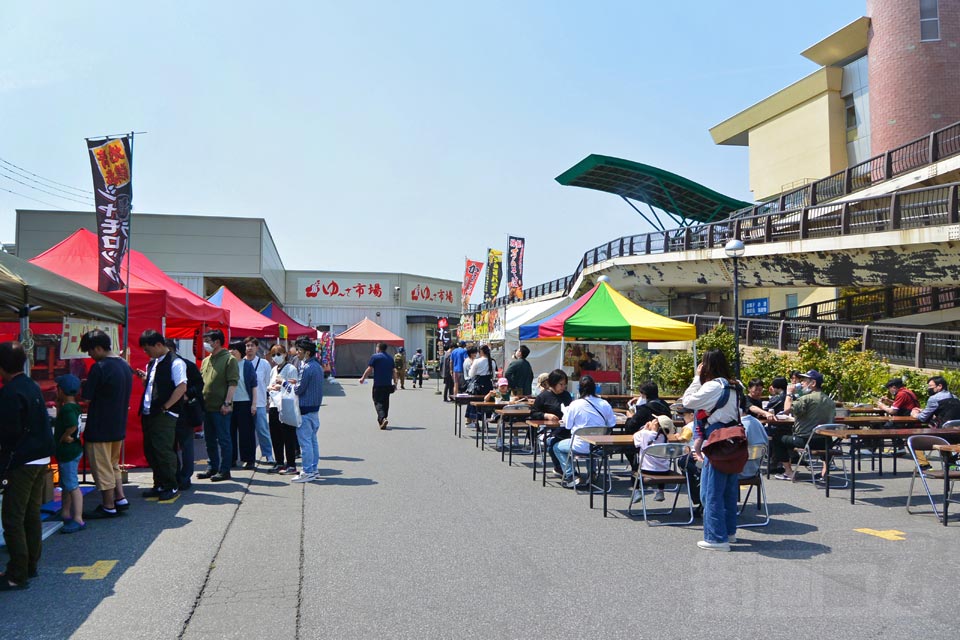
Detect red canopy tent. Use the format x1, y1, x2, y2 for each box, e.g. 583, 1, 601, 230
29, 228, 231, 466
259, 302, 315, 338
207, 285, 280, 338
334, 317, 404, 376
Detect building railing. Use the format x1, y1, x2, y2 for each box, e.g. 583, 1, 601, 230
758, 286, 960, 323
674, 314, 960, 370
467, 275, 571, 314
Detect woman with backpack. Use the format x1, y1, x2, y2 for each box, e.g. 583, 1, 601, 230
681, 349, 741, 552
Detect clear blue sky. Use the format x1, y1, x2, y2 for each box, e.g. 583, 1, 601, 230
0, 1, 864, 302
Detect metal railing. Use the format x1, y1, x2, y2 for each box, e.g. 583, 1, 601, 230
758, 286, 960, 323
675, 314, 960, 370
467, 275, 571, 313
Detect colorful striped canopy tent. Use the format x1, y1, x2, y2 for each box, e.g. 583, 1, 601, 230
518, 281, 696, 342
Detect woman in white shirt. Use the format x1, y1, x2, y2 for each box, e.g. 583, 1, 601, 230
468, 344, 495, 396
681, 349, 741, 552
553, 375, 617, 488
266, 344, 300, 475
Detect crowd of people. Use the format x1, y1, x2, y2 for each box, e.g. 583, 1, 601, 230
0, 329, 325, 591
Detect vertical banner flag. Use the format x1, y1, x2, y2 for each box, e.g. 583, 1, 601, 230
483, 248, 503, 304
87, 137, 133, 292
461, 258, 484, 311
507, 236, 525, 301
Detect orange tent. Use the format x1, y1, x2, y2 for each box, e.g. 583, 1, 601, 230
334, 317, 404, 376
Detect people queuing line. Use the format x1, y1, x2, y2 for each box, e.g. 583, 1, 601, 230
0, 329, 326, 592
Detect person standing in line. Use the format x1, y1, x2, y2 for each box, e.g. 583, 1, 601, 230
52, 374, 85, 533
359, 342, 395, 430
393, 347, 407, 390
266, 344, 300, 475
410, 348, 426, 388
504, 345, 534, 398
165, 339, 204, 491
290, 338, 323, 483
137, 330, 186, 502
681, 349, 741, 552
244, 337, 275, 466
198, 330, 238, 482
440, 344, 454, 402
450, 340, 468, 395
79, 329, 133, 519
0, 342, 55, 590
227, 341, 258, 470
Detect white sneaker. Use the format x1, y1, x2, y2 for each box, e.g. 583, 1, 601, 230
653, 490, 665, 502
291, 472, 316, 483
697, 540, 731, 552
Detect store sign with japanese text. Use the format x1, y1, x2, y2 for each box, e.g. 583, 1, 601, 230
405, 280, 457, 307
298, 277, 390, 303
61, 318, 120, 360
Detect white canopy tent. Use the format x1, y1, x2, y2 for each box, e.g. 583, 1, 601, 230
503, 296, 569, 380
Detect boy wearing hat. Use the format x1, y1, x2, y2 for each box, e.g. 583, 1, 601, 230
53, 374, 85, 533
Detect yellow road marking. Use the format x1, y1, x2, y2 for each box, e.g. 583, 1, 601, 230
145, 494, 181, 503
853, 528, 906, 541
64, 560, 118, 580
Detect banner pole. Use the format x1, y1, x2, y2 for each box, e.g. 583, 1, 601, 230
123, 131, 134, 362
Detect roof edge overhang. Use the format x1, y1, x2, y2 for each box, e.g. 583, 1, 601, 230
709, 66, 844, 146
801, 16, 870, 66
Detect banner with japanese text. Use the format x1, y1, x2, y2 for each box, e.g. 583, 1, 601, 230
87, 137, 133, 292
61, 318, 120, 359
461, 258, 483, 310
507, 236, 525, 301
458, 313, 475, 340
474, 310, 489, 342
483, 248, 502, 304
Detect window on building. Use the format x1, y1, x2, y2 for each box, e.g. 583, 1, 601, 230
845, 96, 858, 143
920, 0, 940, 41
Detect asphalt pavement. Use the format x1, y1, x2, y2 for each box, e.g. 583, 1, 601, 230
4, 378, 960, 639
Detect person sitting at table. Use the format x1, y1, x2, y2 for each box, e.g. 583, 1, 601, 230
773, 370, 835, 481
624, 381, 671, 433
553, 375, 617, 489
531, 369, 574, 475
745, 378, 776, 421
484, 377, 513, 424
878, 378, 920, 418
910, 376, 960, 469
631, 414, 675, 503
765, 377, 788, 416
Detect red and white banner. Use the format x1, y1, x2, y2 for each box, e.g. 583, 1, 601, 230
461, 258, 483, 310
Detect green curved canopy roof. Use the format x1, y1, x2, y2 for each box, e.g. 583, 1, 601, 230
555, 154, 752, 224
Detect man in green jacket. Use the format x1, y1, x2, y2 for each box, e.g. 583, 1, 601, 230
198, 330, 239, 482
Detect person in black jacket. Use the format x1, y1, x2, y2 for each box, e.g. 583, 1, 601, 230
621, 381, 672, 474
0, 341, 55, 590
166, 339, 204, 491
138, 330, 187, 501
530, 369, 574, 475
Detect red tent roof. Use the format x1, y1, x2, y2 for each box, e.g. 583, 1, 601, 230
207, 286, 279, 338
30, 228, 229, 333
259, 302, 315, 338
336, 317, 404, 346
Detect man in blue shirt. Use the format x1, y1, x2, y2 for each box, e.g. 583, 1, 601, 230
359, 342, 395, 430
291, 337, 323, 483
450, 340, 468, 395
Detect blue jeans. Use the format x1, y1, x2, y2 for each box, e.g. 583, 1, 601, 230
297, 411, 320, 474
204, 411, 232, 474
254, 406, 274, 461
554, 438, 573, 478
58, 457, 80, 492
700, 458, 738, 543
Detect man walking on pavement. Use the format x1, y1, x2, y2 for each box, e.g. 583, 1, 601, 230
198, 329, 238, 483
394, 347, 407, 390
360, 342, 395, 430
137, 330, 186, 502
79, 330, 133, 519
291, 337, 323, 483
410, 348, 426, 388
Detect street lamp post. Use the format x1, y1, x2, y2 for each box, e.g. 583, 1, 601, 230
724, 239, 745, 378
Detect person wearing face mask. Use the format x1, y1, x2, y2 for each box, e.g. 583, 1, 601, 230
773, 370, 835, 481
198, 330, 239, 482
266, 344, 300, 474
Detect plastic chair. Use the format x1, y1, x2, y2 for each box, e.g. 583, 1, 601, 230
906, 434, 960, 522
793, 424, 849, 488
569, 426, 613, 495
737, 444, 769, 528
627, 442, 694, 526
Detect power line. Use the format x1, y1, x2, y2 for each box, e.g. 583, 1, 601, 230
0, 156, 91, 195
0, 168, 94, 206
0, 160, 94, 201
0, 184, 67, 210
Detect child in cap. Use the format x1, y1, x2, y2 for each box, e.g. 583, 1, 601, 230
484, 377, 512, 404
631, 414, 676, 503
53, 374, 85, 534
